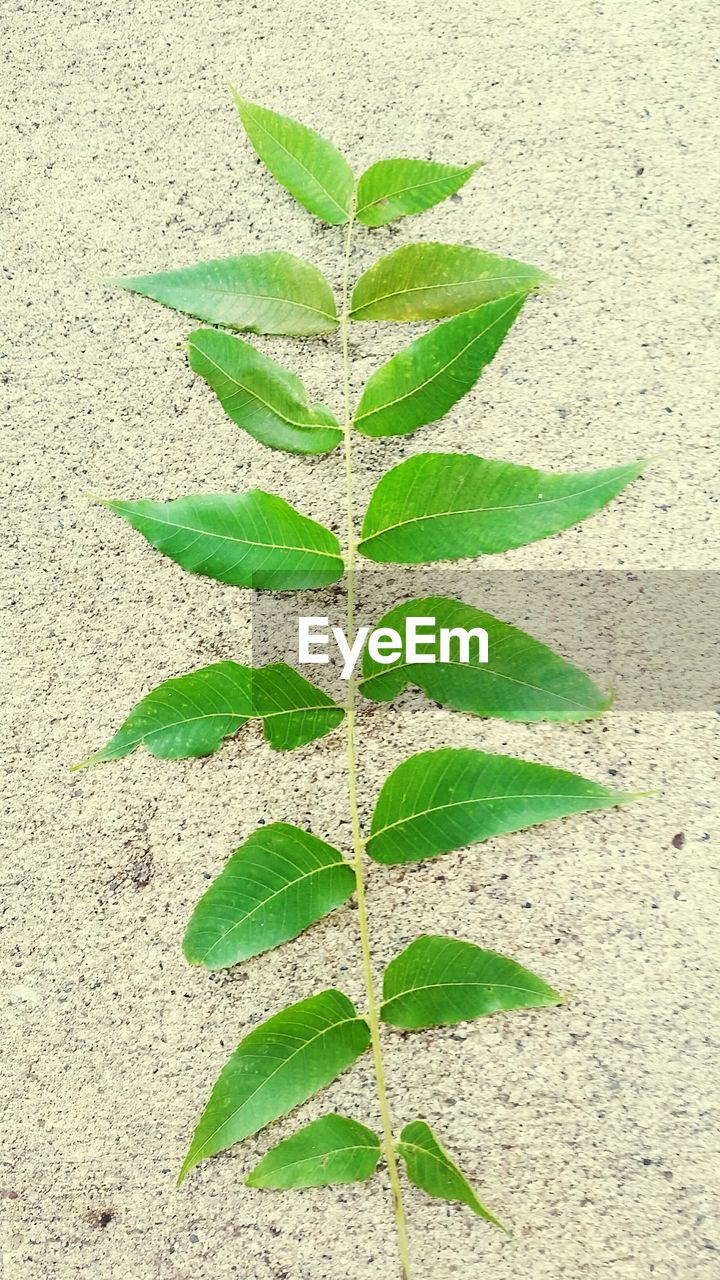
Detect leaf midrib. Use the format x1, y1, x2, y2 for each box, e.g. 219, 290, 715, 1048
360, 656, 600, 713
122, 509, 341, 561
369, 791, 610, 841
356, 166, 472, 214
253, 1139, 379, 1178
169, 281, 336, 323
241, 102, 349, 219
352, 271, 539, 316
116, 702, 339, 753
354, 295, 524, 425
359, 467, 638, 549
382, 978, 549, 1009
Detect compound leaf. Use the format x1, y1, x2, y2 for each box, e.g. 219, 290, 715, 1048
366, 747, 641, 865
97, 490, 344, 590
355, 158, 480, 227
188, 329, 342, 455
396, 1121, 504, 1228
73, 661, 344, 770
381, 936, 562, 1029
350, 243, 550, 323
358, 454, 645, 564
232, 92, 353, 225
359, 596, 610, 722
112, 252, 338, 336
178, 989, 370, 1183
353, 295, 527, 438
246, 1114, 381, 1189
183, 823, 355, 969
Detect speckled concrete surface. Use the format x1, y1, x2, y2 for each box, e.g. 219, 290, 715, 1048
2, 2, 718, 1277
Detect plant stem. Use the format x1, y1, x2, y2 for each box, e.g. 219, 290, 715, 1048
339, 203, 414, 1280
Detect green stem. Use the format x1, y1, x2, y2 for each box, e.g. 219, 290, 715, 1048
339, 203, 414, 1280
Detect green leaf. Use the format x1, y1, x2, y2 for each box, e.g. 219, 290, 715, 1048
355, 158, 480, 227
350, 243, 550, 322
183, 823, 355, 969
246, 1114, 381, 1189
188, 329, 342, 455
359, 596, 610, 722
396, 1121, 504, 1228
358, 454, 646, 564
366, 747, 641, 865
97, 491, 344, 590
232, 91, 353, 225
73, 662, 344, 770
353, 295, 527, 437
112, 252, 338, 336
178, 990, 370, 1183
381, 936, 563, 1029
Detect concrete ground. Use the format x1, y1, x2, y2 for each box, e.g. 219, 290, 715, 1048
2, 1, 718, 1277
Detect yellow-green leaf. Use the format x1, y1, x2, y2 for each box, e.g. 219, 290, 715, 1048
112, 252, 338, 336
355, 158, 480, 227
381, 936, 563, 1029
350, 242, 550, 322
353, 294, 527, 437
73, 661, 344, 769
188, 329, 342, 455
246, 1114, 381, 1189
396, 1121, 504, 1228
359, 596, 610, 722
358, 454, 646, 564
232, 92, 354, 225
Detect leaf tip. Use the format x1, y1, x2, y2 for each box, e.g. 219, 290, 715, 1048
536, 981, 566, 1009
229, 83, 248, 110
84, 492, 115, 510
103, 275, 134, 293
70, 755, 95, 773
623, 788, 657, 803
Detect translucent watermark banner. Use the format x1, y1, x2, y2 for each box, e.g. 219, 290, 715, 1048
250, 570, 719, 713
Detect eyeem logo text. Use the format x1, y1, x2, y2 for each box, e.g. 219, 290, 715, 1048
298, 616, 489, 680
